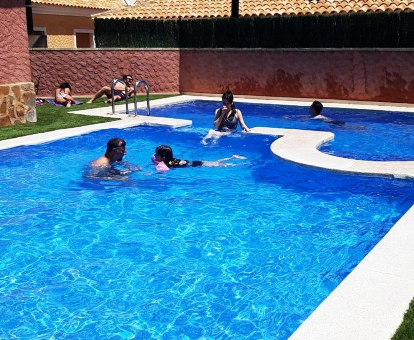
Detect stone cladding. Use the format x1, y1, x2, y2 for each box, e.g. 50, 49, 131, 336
0, 83, 37, 126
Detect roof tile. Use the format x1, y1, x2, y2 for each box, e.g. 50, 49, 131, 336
93, 0, 414, 20
32, 0, 126, 10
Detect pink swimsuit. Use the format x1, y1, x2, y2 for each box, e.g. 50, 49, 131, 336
151, 155, 169, 172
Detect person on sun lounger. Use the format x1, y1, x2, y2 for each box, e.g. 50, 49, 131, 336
55, 82, 76, 107
87, 75, 134, 104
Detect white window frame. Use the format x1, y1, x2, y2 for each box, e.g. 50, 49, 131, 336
34, 26, 47, 35
74, 29, 95, 48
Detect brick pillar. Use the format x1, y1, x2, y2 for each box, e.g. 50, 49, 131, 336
0, 0, 37, 127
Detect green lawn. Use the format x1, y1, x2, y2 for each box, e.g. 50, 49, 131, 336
392, 299, 414, 339
0, 94, 177, 141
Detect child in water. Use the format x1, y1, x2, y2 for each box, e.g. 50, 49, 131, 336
151, 145, 246, 171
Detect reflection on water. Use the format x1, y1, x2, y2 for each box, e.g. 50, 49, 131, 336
83, 161, 141, 181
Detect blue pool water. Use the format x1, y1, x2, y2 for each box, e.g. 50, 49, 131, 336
154, 100, 414, 161
1, 100, 414, 339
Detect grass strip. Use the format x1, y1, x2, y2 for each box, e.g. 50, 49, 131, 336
0, 94, 177, 141
392, 298, 414, 339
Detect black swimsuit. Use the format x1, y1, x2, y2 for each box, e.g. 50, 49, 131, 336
218, 109, 238, 131
167, 158, 204, 168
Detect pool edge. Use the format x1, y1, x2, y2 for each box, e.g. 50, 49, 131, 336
289, 204, 414, 340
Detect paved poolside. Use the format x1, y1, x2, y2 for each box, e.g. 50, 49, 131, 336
2, 95, 414, 339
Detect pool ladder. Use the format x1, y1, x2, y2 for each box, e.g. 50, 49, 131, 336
109, 78, 150, 116
133, 80, 150, 117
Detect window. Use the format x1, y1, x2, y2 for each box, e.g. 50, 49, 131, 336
74, 29, 95, 48
29, 27, 47, 48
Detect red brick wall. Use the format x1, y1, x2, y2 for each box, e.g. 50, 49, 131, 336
30, 49, 180, 97
30, 48, 414, 104
180, 49, 414, 103
0, 0, 32, 84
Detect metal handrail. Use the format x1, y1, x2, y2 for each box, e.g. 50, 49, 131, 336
133, 80, 150, 116
110, 78, 130, 115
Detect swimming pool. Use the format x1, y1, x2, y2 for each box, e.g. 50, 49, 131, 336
154, 100, 414, 161
1, 99, 414, 339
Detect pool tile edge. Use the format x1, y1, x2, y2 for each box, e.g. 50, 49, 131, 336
289, 205, 414, 340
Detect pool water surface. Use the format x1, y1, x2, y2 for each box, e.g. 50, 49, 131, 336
155, 100, 414, 161
0, 100, 414, 339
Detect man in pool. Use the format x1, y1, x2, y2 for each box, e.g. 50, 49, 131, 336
310, 100, 345, 126
91, 137, 127, 167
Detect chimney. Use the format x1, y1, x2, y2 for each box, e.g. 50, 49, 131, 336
231, 0, 239, 18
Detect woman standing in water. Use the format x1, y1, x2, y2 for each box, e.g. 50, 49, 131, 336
201, 90, 250, 144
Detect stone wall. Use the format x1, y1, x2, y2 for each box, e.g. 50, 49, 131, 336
0, 83, 36, 126
30, 49, 180, 97
30, 48, 414, 104
180, 49, 414, 104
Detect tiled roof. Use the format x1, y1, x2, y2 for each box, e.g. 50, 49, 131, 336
94, 0, 414, 20
94, 0, 232, 19
240, 0, 414, 16
31, 0, 126, 10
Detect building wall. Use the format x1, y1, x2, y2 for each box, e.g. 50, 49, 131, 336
30, 49, 180, 96
0, 0, 32, 84
0, 0, 36, 127
179, 49, 414, 103
30, 48, 414, 104
33, 14, 94, 48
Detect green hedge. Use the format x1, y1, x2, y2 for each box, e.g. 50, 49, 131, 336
95, 11, 414, 48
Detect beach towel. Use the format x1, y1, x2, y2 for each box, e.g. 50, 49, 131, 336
46, 99, 83, 107
35, 98, 45, 106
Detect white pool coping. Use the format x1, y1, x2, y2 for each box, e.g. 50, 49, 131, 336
2, 95, 414, 339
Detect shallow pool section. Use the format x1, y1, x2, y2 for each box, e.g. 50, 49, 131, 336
1, 122, 414, 339
152, 100, 414, 161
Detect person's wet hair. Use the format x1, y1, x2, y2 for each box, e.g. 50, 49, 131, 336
222, 90, 234, 103
310, 100, 323, 115
222, 90, 236, 114
106, 138, 126, 154
155, 145, 173, 164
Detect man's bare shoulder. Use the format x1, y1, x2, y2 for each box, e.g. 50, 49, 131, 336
113, 83, 126, 91
91, 155, 110, 167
